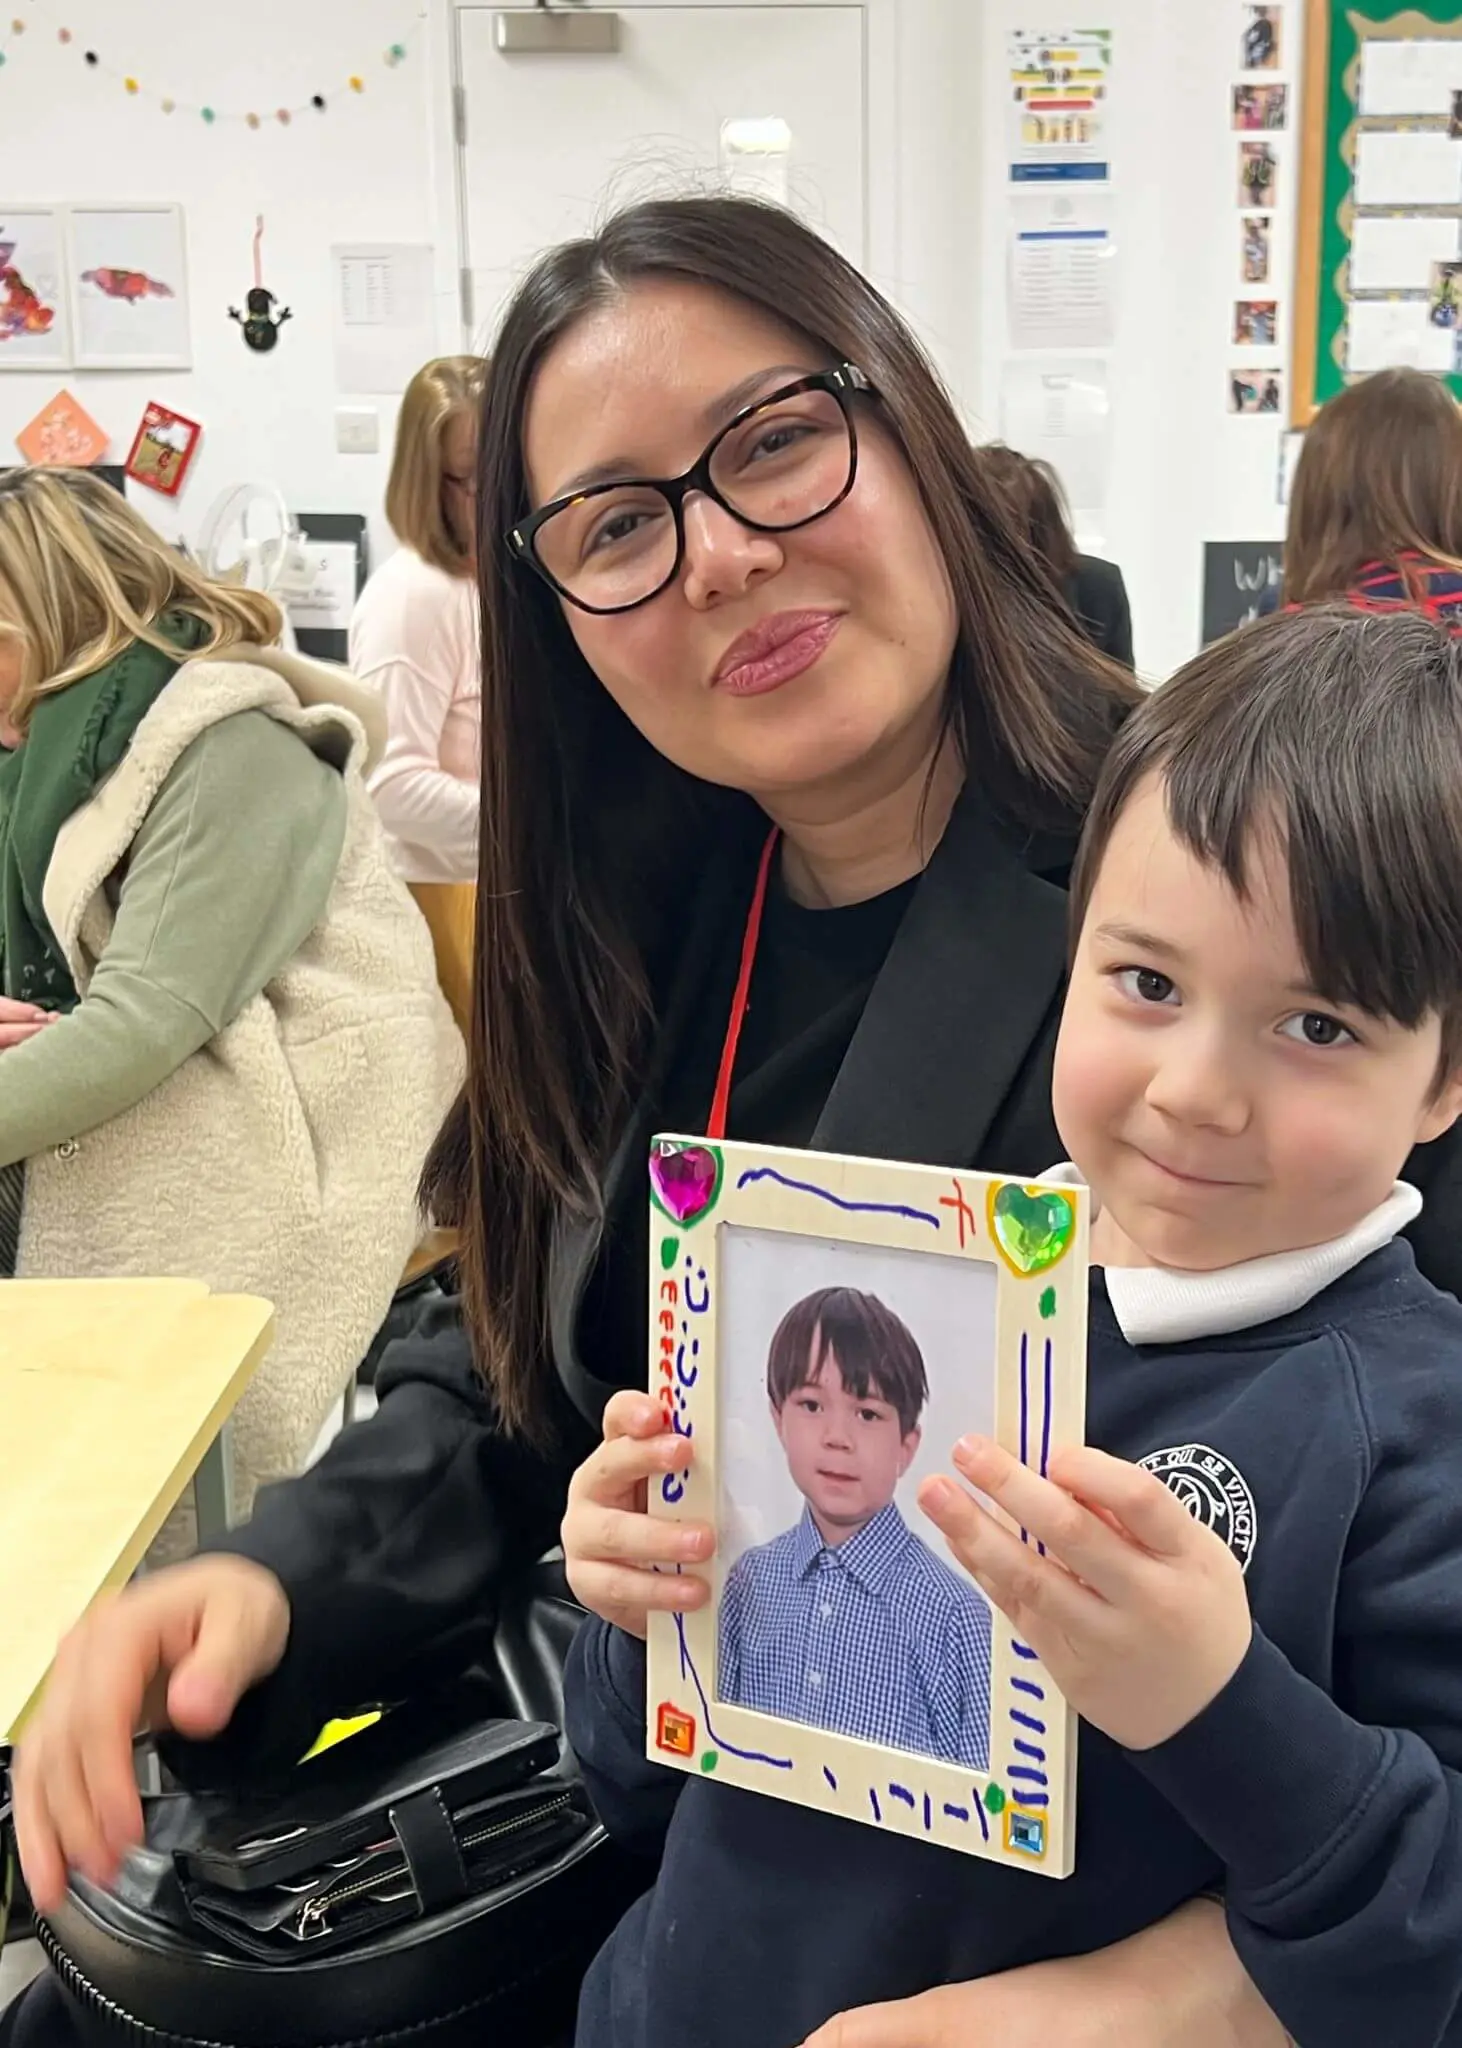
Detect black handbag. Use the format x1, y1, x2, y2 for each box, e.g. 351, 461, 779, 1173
12, 1563, 646, 2048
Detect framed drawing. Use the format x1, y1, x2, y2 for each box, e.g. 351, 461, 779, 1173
645, 1137, 1089, 1878
124, 401, 201, 498
0, 207, 71, 370
69, 205, 190, 370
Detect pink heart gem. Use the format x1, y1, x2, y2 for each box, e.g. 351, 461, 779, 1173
649, 1142, 720, 1224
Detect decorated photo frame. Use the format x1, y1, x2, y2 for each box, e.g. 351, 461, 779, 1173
645, 1136, 1089, 1879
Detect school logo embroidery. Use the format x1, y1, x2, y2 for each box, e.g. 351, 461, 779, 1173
1138, 1443, 1257, 1574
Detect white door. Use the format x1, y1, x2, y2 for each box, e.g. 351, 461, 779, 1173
455, 5, 866, 348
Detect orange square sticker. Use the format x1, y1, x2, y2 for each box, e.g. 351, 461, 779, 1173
655, 1702, 696, 1757
15, 388, 109, 468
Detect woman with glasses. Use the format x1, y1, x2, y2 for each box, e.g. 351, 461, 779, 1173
349, 355, 486, 884
13, 197, 1377, 2047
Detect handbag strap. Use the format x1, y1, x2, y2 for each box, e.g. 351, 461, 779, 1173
388, 1785, 471, 1915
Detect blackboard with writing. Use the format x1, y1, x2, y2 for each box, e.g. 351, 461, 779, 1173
1201, 541, 1283, 644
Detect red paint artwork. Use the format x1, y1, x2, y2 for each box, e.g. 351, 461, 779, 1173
655, 1702, 696, 1758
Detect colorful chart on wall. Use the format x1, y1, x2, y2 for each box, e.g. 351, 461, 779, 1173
1294, 1, 1462, 423
644, 1136, 1090, 1878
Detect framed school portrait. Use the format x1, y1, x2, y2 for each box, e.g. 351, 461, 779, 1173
645, 1136, 1089, 1878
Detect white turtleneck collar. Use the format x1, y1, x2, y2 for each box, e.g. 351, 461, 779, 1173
1042, 1164, 1421, 1347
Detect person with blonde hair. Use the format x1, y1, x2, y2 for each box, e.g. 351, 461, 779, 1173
1282, 367, 1462, 620
350, 354, 486, 882
0, 466, 462, 1530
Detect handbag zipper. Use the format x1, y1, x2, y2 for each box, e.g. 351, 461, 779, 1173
293, 1791, 575, 1940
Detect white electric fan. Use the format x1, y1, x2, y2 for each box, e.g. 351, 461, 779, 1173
195, 481, 315, 607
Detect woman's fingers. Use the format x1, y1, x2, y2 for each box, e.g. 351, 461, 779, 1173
0, 1019, 55, 1049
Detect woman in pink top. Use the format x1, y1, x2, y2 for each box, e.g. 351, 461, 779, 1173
350, 356, 486, 882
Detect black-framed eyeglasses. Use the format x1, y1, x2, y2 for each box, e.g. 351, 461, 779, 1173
507, 362, 874, 616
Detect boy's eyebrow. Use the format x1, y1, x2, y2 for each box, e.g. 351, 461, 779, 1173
1092, 920, 1190, 963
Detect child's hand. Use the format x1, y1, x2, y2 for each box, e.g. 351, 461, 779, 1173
562, 1391, 715, 1640
919, 1437, 1252, 1751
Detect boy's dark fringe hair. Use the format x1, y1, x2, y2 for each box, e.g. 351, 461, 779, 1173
766, 1287, 928, 1440
1070, 604, 1462, 1076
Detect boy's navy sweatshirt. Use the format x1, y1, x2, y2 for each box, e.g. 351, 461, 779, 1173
565, 1229, 1462, 2048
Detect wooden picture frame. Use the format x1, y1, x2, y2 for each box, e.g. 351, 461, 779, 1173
644, 1136, 1089, 1879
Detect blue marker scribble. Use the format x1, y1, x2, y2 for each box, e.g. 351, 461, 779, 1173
1009, 1767, 1049, 1787
823, 1767, 838, 1791
942, 1802, 970, 1824
671, 1614, 792, 1771
974, 1794, 990, 1842
923, 1792, 932, 1831
1012, 1641, 1040, 1661
888, 1783, 916, 1809
1013, 1738, 1046, 1763
1011, 1710, 1047, 1735
1012, 1676, 1045, 1701
869, 1788, 883, 1822
736, 1167, 941, 1232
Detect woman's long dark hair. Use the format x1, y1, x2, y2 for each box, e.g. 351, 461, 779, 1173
977, 444, 1080, 585
424, 195, 1139, 1438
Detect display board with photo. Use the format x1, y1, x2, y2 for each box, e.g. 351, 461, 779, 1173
645, 1136, 1089, 1877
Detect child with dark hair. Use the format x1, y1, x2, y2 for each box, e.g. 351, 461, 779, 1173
717, 1286, 991, 1769
562, 603, 1462, 2048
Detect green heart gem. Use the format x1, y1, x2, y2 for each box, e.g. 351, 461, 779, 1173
991, 1184, 1075, 1277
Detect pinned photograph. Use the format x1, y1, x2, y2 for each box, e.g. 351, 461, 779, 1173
1429, 259, 1462, 330
1241, 4, 1282, 71
1232, 83, 1287, 131
1239, 141, 1279, 210
1233, 300, 1278, 346
645, 1136, 1089, 1876
1229, 368, 1283, 414
1451, 90, 1462, 141
1242, 214, 1272, 285
124, 399, 202, 498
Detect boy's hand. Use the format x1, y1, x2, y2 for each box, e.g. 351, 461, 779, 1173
918, 1436, 1252, 1751
562, 1391, 715, 1640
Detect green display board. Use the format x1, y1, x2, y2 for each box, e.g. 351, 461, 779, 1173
1294, 1, 1462, 424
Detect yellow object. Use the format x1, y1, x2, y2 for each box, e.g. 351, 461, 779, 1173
301, 1709, 384, 1762
349, 74, 364, 91
408, 882, 476, 1040
0, 1277, 273, 1742
124, 76, 138, 92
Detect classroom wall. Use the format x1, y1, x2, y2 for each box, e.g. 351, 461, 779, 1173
0, 0, 1296, 668
0, 0, 450, 566
972, 0, 1301, 678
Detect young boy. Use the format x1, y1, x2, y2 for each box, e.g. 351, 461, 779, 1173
563, 606, 1462, 2048
718, 1285, 992, 1770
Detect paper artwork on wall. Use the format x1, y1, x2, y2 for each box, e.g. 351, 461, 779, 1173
14, 387, 108, 465
70, 206, 190, 369
1239, 142, 1278, 209
1241, 214, 1272, 285
0, 207, 71, 370
1240, 5, 1281, 73
1228, 367, 1283, 414
124, 400, 201, 498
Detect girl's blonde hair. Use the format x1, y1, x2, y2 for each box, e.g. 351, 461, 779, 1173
384, 355, 487, 574
1283, 368, 1462, 603
0, 467, 282, 731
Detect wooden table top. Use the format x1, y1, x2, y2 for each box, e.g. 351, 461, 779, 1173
0, 1278, 273, 1742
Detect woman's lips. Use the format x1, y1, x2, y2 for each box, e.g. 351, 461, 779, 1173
713, 610, 841, 696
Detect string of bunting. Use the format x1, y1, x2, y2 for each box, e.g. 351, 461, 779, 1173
0, 13, 411, 125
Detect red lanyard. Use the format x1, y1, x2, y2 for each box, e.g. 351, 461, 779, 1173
706, 825, 779, 1141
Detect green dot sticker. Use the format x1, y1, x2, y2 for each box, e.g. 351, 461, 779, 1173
1039, 1286, 1057, 1320
984, 1783, 1006, 1815
700, 1750, 719, 1774
659, 1236, 679, 1271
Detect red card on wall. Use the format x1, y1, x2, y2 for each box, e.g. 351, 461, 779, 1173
124, 400, 201, 498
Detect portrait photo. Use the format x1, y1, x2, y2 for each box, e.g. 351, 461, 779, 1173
645, 1137, 1090, 1875
715, 1227, 996, 1772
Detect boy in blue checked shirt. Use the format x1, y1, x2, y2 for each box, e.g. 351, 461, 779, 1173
562, 607, 1462, 2048
717, 1285, 991, 1769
